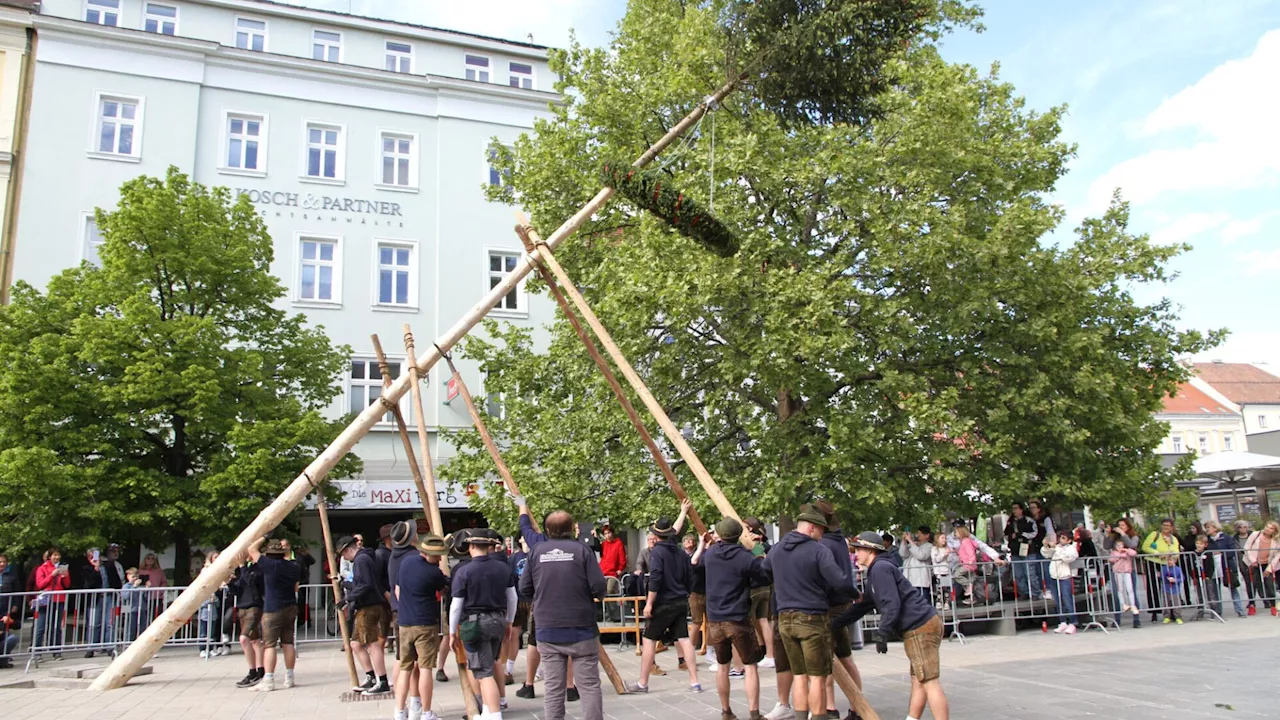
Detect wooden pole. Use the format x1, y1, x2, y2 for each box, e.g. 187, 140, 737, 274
314, 488, 360, 688
515, 225, 707, 536
440, 353, 629, 694
89, 78, 739, 693
402, 326, 481, 720
371, 334, 436, 523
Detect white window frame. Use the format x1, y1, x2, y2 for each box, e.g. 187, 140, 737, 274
464, 54, 491, 83
385, 40, 413, 74
375, 129, 418, 191
300, 120, 346, 185
480, 373, 507, 420
219, 110, 268, 177
85, 0, 121, 27
143, 2, 178, 35
1171, 434, 1183, 454
1223, 433, 1234, 452
312, 29, 343, 63
235, 17, 268, 52
485, 247, 527, 317
484, 142, 514, 189
80, 211, 105, 266
1198, 432, 1209, 454
371, 238, 419, 311
346, 356, 413, 427
293, 233, 343, 307
508, 61, 534, 90
1261, 415, 1270, 429
88, 91, 143, 162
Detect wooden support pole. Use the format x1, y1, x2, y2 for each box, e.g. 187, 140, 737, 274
315, 488, 360, 688
371, 334, 436, 524
89, 78, 739, 693
514, 225, 707, 535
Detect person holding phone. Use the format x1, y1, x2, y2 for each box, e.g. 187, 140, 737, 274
34, 549, 71, 658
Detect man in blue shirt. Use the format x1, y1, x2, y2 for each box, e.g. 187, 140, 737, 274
695, 517, 768, 720
628, 500, 699, 693
247, 537, 301, 692
449, 530, 518, 720
394, 535, 450, 720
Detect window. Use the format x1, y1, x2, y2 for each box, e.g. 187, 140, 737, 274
379, 132, 414, 188
465, 54, 490, 83
297, 236, 339, 303
223, 113, 265, 173
1198, 432, 1209, 454
488, 250, 524, 313
1262, 415, 1270, 429
375, 242, 416, 307
486, 146, 512, 187
94, 94, 141, 158
235, 18, 266, 51
385, 41, 412, 73
1224, 433, 1234, 452
85, 0, 120, 26
348, 358, 402, 424
144, 3, 177, 35
486, 390, 506, 419
82, 214, 104, 266
304, 122, 343, 181
1171, 435, 1183, 453
312, 30, 341, 62
509, 62, 533, 89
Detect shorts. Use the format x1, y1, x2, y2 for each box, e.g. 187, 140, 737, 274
689, 593, 707, 627
262, 606, 296, 647
354, 604, 387, 645
749, 586, 771, 621
777, 611, 831, 678
382, 601, 393, 637
771, 619, 790, 674
463, 611, 507, 679
707, 620, 763, 666
398, 624, 442, 671
829, 602, 853, 659
237, 607, 262, 641
902, 615, 943, 682
644, 600, 689, 643
514, 600, 532, 630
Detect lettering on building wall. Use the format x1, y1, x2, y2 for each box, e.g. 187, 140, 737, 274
235, 188, 406, 227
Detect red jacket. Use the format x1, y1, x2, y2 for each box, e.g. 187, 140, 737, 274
599, 538, 627, 577
35, 561, 70, 603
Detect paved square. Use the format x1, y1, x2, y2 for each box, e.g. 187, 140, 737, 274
2, 617, 1275, 720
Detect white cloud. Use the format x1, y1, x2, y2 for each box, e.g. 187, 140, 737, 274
1148, 212, 1230, 246
1194, 330, 1280, 367
1219, 214, 1270, 244
1233, 247, 1280, 277
1085, 29, 1280, 212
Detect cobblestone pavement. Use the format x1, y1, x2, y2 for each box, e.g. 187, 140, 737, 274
2, 616, 1276, 720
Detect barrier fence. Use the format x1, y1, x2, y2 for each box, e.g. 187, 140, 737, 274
2, 548, 1274, 672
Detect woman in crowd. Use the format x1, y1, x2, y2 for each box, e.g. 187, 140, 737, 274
33, 548, 70, 658
1242, 521, 1280, 616
1234, 521, 1258, 613
1141, 519, 1181, 622
1204, 520, 1246, 617
899, 527, 934, 603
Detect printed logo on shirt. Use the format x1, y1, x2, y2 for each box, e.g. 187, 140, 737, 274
539, 548, 574, 563
514, 558, 528, 577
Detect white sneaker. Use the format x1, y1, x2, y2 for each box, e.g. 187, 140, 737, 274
1043, 589, 1053, 601
707, 661, 720, 672
758, 656, 776, 669
396, 711, 408, 720
1053, 622, 1067, 634
409, 697, 424, 720
199, 650, 209, 659
421, 712, 439, 720
255, 678, 274, 692
764, 702, 794, 720
283, 674, 295, 689
1064, 624, 1078, 635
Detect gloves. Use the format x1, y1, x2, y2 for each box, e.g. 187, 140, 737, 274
873, 633, 888, 655
335, 597, 348, 611
510, 494, 526, 508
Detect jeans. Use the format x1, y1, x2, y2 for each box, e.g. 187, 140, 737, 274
1226, 582, 1247, 615
33, 602, 66, 652
88, 593, 118, 649
1202, 579, 1222, 616
1011, 554, 1031, 598
1055, 578, 1077, 626
539, 639, 602, 720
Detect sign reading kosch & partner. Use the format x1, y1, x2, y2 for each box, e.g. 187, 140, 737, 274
234, 188, 404, 217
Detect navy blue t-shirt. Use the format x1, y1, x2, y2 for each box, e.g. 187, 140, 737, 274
257, 555, 301, 613
509, 551, 528, 582
452, 553, 514, 613
396, 554, 449, 627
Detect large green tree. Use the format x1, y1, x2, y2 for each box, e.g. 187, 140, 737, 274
442, 0, 1221, 534
0, 167, 357, 582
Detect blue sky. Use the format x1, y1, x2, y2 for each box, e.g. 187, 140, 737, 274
295, 0, 1279, 365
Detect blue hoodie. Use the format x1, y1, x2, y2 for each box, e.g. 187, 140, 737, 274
648, 538, 691, 605
703, 542, 767, 622
834, 553, 935, 638
764, 530, 850, 614
819, 529, 854, 603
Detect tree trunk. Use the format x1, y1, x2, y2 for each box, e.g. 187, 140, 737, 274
776, 386, 799, 536
172, 532, 192, 587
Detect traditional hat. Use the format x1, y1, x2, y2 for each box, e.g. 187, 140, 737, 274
379, 523, 395, 540
333, 535, 358, 555
716, 517, 743, 542
468, 528, 502, 546
417, 535, 448, 556
742, 516, 765, 533
391, 521, 415, 549
814, 500, 841, 530
649, 517, 679, 538
795, 504, 828, 529
850, 531, 887, 552
264, 539, 289, 557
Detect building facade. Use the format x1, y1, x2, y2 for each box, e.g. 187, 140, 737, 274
1192, 361, 1280, 437
8, 0, 560, 557
0, 0, 34, 301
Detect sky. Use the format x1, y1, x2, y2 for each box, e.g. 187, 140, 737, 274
291, 0, 1280, 366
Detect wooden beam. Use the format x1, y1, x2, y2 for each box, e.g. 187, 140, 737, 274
314, 489, 360, 688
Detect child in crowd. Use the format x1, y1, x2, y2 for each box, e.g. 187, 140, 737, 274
1107, 532, 1139, 627
1043, 531, 1079, 634
952, 526, 981, 605
1194, 535, 1222, 618
1160, 555, 1184, 624
120, 568, 148, 642
930, 532, 953, 609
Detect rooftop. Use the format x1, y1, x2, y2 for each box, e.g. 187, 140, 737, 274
1160, 382, 1238, 415
1193, 362, 1280, 405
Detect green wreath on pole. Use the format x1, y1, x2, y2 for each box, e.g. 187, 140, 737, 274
601, 160, 740, 258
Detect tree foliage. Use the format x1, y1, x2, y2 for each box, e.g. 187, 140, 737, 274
0, 167, 357, 579
444, 0, 1221, 535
